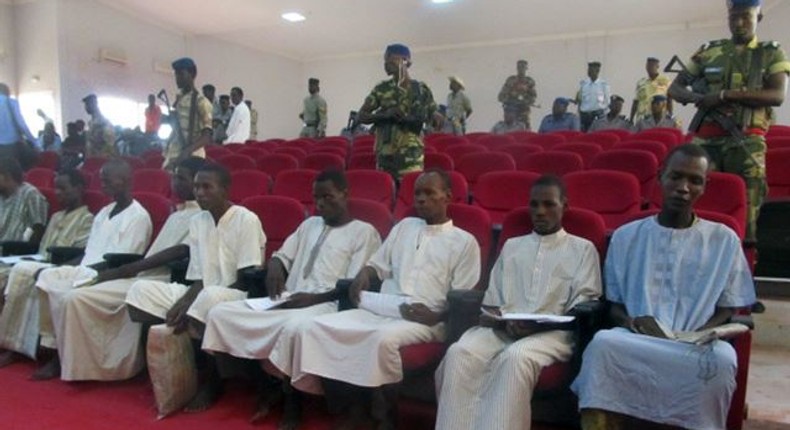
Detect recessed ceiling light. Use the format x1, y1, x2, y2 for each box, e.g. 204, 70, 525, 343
431, 0, 454, 4
281, 12, 306, 22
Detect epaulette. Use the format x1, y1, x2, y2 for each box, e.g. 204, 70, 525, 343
759, 41, 780, 50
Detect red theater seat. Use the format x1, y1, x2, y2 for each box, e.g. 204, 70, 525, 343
132, 169, 171, 197
613, 140, 667, 164
424, 152, 454, 171
347, 198, 393, 238
302, 153, 345, 171
347, 153, 377, 171
346, 170, 395, 209
255, 154, 299, 179
25, 168, 56, 189
229, 170, 271, 203
132, 192, 174, 239
590, 149, 658, 202
395, 171, 469, 219
472, 171, 540, 225
216, 154, 256, 171
553, 142, 603, 168
565, 170, 642, 230
455, 152, 516, 187
241, 195, 306, 260
273, 169, 319, 211
767, 148, 790, 199
518, 151, 584, 176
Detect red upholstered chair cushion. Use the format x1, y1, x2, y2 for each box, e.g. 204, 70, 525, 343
534, 362, 573, 393
400, 342, 447, 372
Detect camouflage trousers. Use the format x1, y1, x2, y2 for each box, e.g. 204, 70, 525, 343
300, 126, 321, 139
692, 135, 767, 241
376, 140, 424, 182
518, 109, 532, 131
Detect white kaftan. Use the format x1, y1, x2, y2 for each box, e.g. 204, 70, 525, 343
125, 205, 265, 323
571, 216, 755, 430
55, 202, 201, 381
291, 218, 480, 394
435, 230, 601, 430
0, 201, 151, 356
202, 218, 381, 377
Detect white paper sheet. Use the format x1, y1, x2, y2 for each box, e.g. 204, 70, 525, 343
245, 292, 292, 311
359, 291, 412, 319
481, 308, 575, 323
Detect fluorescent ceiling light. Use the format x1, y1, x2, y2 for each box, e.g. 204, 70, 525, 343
431, 0, 454, 3
281, 12, 306, 22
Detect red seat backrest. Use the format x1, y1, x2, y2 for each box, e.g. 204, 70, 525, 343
229, 170, 272, 203
83, 190, 111, 215
575, 131, 622, 149
204, 145, 233, 160
564, 170, 642, 230
36, 151, 60, 170
445, 144, 489, 165
25, 168, 56, 189
424, 152, 454, 171
347, 153, 377, 171
476, 134, 517, 149
81, 157, 108, 173
241, 195, 306, 261
548, 130, 584, 140
590, 149, 658, 200
766, 148, 790, 199
455, 152, 516, 186
430, 135, 469, 153
522, 133, 567, 150
273, 169, 319, 210
519, 151, 584, 176
447, 203, 493, 277
255, 153, 299, 178
302, 153, 345, 171
132, 169, 172, 197
132, 192, 174, 240
216, 154, 256, 171
613, 140, 667, 164
39, 187, 60, 218
348, 198, 393, 238
346, 170, 395, 209
767, 136, 790, 150
472, 171, 541, 225
553, 142, 604, 168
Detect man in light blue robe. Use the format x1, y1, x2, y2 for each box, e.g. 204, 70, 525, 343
571, 144, 755, 430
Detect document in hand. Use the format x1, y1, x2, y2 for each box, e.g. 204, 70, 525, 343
480, 307, 575, 324
667, 322, 750, 345
245, 292, 292, 311
359, 291, 413, 319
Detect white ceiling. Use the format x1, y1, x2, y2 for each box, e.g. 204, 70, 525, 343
96, 0, 782, 61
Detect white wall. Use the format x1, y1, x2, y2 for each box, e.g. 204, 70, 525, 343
0, 1, 15, 90
305, 2, 790, 134
30, 0, 304, 139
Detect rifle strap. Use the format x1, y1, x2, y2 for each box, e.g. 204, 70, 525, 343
742, 44, 765, 130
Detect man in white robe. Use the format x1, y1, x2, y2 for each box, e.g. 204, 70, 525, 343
52, 157, 207, 381
435, 176, 602, 430
0, 160, 152, 378
222, 87, 250, 144
290, 170, 481, 429
125, 162, 266, 411
0, 169, 94, 367
571, 144, 756, 430
202, 169, 381, 428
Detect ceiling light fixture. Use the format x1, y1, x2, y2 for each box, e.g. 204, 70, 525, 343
281, 12, 306, 22
431, 0, 454, 4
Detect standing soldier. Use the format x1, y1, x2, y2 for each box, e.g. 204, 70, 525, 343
163, 57, 213, 170
82, 94, 116, 158
358, 44, 438, 181
498, 60, 537, 130
669, 0, 789, 243
630, 57, 673, 123
575, 61, 611, 132
446, 76, 473, 135
300, 78, 328, 139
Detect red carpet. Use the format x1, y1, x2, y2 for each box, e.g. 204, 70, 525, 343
0, 360, 576, 430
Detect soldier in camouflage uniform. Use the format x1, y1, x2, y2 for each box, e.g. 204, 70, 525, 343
669, 0, 790, 242
300, 78, 328, 139
82, 94, 116, 158
358, 44, 438, 181
163, 57, 213, 170
498, 60, 537, 130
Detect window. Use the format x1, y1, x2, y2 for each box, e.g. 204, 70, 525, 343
18, 91, 56, 136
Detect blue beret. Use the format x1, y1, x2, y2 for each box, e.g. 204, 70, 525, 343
727, 0, 761, 9
554, 97, 570, 106
171, 57, 196, 71
652, 94, 668, 102
385, 44, 411, 59
82, 94, 97, 103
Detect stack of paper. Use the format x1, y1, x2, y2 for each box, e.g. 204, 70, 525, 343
481, 308, 575, 323
359, 291, 412, 319
245, 292, 292, 311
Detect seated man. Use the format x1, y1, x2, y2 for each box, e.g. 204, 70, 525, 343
589, 95, 633, 132
202, 169, 382, 428
289, 170, 481, 429
125, 162, 266, 411
52, 157, 207, 382
0, 157, 48, 243
571, 144, 755, 430
0, 169, 93, 366
538, 98, 581, 134
435, 175, 602, 430
0, 159, 152, 377
635, 94, 682, 132
491, 105, 527, 135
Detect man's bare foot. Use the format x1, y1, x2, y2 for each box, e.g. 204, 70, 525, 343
0, 351, 17, 368
31, 356, 60, 380
183, 381, 222, 413
249, 388, 282, 423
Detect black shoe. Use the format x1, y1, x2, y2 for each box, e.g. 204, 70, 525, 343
751, 301, 766, 314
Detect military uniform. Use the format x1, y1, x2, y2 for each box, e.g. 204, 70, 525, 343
365, 78, 437, 180
491, 120, 527, 135
634, 75, 672, 120
300, 94, 328, 138
446, 91, 472, 135
635, 114, 681, 132
163, 88, 213, 168
249, 108, 259, 140
686, 37, 790, 240
589, 115, 633, 132
498, 75, 537, 130
85, 115, 116, 158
